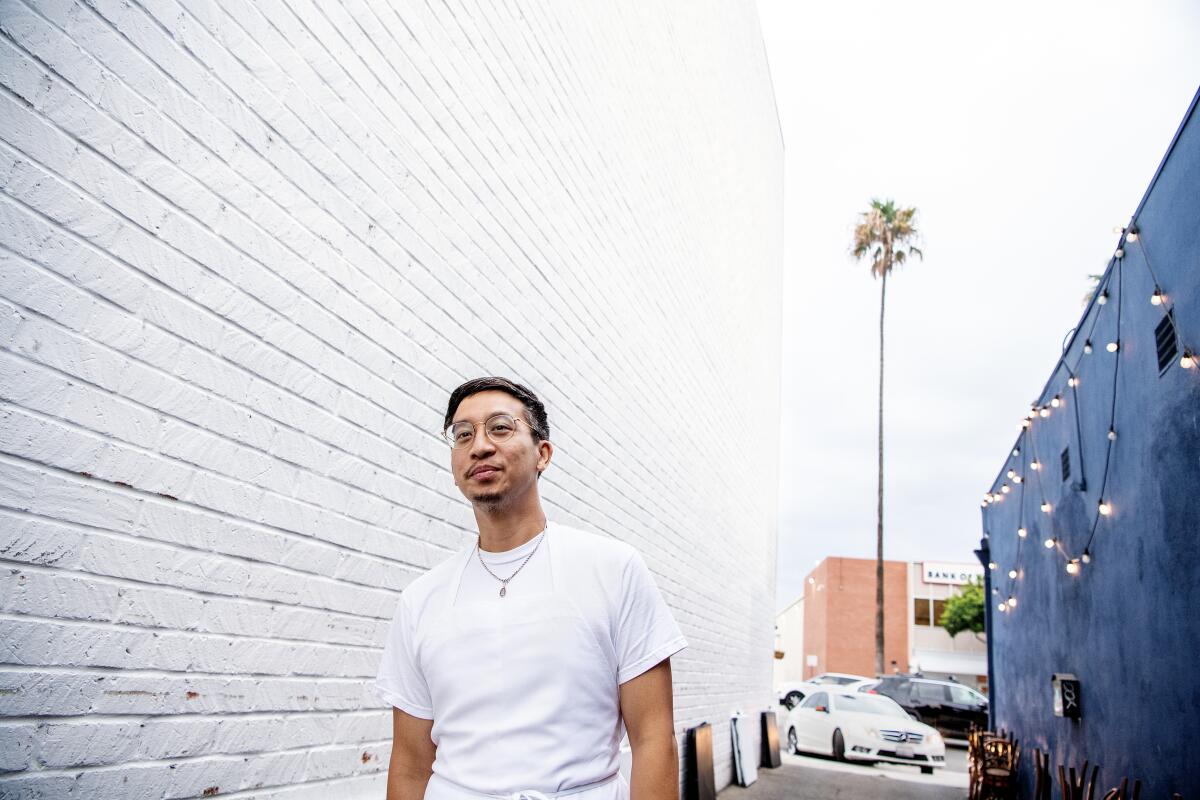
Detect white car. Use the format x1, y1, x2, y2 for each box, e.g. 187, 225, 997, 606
784, 689, 946, 774
808, 672, 873, 687
776, 680, 820, 710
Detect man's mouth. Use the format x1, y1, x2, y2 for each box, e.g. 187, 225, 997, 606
468, 466, 500, 479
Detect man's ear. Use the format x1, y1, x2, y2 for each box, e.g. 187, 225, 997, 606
537, 440, 554, 473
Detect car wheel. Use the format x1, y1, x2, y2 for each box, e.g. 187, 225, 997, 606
832, 729, 846, 762
788, 727, 799, 755
921, 766, 934, 775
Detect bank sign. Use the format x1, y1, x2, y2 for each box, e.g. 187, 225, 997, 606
922, 562, 984, 585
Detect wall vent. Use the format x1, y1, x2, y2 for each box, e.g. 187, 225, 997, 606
1061, 447, 1071, 483
1155, 311, 1178, 375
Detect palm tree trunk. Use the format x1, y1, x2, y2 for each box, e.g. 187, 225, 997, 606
876, 270, 887, 677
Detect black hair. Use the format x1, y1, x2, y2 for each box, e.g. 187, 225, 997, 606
443, 376, 550, 442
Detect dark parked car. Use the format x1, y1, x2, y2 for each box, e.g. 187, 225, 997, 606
860, 676, 988, 740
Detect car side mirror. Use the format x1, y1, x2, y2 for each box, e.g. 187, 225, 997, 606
815, 705, 828, 713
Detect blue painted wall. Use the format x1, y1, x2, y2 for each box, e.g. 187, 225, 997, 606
980, 87, 1200, 798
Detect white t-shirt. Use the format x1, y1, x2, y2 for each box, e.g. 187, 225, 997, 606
374, 521, 687, 791
457, 526, 553, 604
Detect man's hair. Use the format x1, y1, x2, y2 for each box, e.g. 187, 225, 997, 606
444, 377, 550, 442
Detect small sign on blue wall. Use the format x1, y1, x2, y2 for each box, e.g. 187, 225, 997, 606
1052, 673, 1082, 719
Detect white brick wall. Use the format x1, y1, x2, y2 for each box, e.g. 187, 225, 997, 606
0, 0, 782, 795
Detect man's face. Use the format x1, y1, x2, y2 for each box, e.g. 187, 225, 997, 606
449, 390, 550, 509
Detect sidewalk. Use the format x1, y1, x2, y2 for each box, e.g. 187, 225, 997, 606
716, 761, 967, 800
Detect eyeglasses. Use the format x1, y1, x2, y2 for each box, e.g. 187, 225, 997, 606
443, 413, 534, 449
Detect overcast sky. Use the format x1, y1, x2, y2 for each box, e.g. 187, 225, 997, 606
760, 0, 1200, 611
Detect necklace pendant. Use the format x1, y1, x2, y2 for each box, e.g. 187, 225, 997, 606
500, 585, 507, 598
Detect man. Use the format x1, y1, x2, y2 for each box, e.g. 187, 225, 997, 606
375, 377, 688, 800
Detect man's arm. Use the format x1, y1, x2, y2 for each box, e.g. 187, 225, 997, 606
619, 657, 679, 800
386, 708, 436, 800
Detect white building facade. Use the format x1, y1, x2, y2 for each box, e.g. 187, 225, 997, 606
0, 1, 782, 796
908, 562, 988, 690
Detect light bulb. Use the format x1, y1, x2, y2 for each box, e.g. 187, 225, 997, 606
1044, 537, 1056, 549
1114, 248, 1124, 258
1007, 469, 1016, 479
1031, 461, 1041, 471
1001, 484, 1010, 494
1040, 407, 1050, 418
988, 561, 997, 570
1112, 225, 1125, 234
980, 500, 988, 508
1084, 340, 1093, 354
998, 602, 1007, 612
1007, 597, 1017, 608
1082, 550, 1091, 564
1099, 501, 1111, 516
1008, 569, 1018, 579
1106, 341, 1119, 353
1022, 419, 1032, 429
1017, 527, 1027, 538
1051, 396, 1061, 408
1041, 502, 1052, 513
1097, 293, 1108, 306
1108, 428, 1117, 441
992, 588, 999, 595
1068, 377, 1079, 387
1012, 447, 1021, 457
1066, 560, 1080, 575
1182, 352, 1196, 369
1014, 475, 1023, 484
1151, 289, 1163, 306
1127, 230, 1139, 242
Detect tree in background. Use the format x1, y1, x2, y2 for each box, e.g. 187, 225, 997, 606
1082, 273, 1103, 306
850, 199, 923, 675
940, 577, 986, 640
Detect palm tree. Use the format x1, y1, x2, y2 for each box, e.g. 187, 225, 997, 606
850, 198, 923, 676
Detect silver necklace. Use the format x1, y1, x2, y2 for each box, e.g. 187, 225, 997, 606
475, 526, 547, 598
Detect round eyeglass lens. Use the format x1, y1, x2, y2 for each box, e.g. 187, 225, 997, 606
446, 423, 474, 448
484, 414, 517, 442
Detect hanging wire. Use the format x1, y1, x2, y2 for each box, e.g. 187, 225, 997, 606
986, 221, 1197, 606
1081, 253, 1125, 555
1063, 362, 1088, 492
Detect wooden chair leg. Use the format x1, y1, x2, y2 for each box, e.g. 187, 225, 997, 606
1084, 764, 1099, 800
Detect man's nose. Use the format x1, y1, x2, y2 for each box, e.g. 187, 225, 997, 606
468, 426, 496, 456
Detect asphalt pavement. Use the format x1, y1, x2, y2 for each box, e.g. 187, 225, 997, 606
717, 744, 968, 800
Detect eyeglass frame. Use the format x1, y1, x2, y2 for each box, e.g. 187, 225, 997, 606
442, 412, 537, 449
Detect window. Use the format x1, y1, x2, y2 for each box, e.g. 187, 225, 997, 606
912, 681, 950, 702
950, 685, 982, 705
1156, 312, 1178, 375
914, 598, 932, 626
835, 694, 907, 718
1061, 447, 1071, 483
801, 692, 828, 710
932, 599, 948, 626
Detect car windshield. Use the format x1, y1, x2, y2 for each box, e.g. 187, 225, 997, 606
834, 694, 908, 718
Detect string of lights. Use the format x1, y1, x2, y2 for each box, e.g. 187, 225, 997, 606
982, 220, 1197, 614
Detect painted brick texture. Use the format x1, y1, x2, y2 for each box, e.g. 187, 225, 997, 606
0, 0, 783, 796
801, 557, 909, 680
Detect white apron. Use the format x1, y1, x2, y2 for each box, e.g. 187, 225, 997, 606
421, 526, 631, 800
